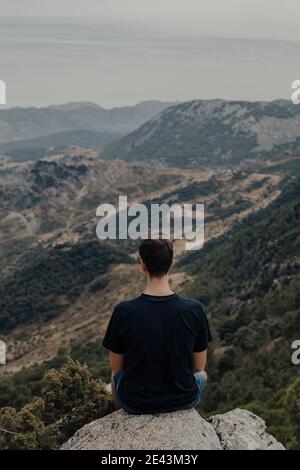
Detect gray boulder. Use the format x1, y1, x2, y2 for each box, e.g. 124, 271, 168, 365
61, 407, 285, 451
61, 408, 221, 450
208, 408, 285, 450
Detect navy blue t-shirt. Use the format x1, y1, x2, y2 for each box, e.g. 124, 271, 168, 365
103, 293, 212, 413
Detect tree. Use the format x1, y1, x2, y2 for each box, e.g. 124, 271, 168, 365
42, 358, 114, 440
0, 358, 113, 450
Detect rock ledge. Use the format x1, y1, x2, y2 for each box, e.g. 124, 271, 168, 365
61, 407, 285, 450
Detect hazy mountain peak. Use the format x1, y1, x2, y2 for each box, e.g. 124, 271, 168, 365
48, 102, 104, 111
103, 98, 300, 167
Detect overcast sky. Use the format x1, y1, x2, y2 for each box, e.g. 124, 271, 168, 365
1, 0, 300, 108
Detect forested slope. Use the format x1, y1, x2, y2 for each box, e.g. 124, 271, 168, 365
179, 178, 300, 448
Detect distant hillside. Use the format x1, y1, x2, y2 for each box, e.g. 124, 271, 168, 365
0, 150, 283, 373
1, 150, 299, 447
0, 241, 133, 332
0, 100, 176, 145
178, 177, 300, 447
0, 129, 119, 162
103, 99, 300, 167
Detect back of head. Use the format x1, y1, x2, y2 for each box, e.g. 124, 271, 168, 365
139, 239, 173, 277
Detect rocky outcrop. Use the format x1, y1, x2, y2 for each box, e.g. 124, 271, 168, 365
61, 408, 285, 451
208, 408, 285, 450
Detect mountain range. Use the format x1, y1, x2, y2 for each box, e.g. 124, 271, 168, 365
103, 99, 300, 167
0, 100, 176, 146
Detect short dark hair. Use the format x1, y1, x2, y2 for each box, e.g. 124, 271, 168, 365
139, 239, 173, 277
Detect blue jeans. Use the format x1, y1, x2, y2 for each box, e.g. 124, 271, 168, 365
114, 371, 207, 414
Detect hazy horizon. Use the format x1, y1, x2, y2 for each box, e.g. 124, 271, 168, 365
1, 0, 300, 108
0, 96, 296, 112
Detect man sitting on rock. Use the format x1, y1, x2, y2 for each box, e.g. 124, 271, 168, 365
103, 239, 212, 414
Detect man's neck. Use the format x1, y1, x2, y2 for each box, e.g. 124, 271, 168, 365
143, 275, 174, 297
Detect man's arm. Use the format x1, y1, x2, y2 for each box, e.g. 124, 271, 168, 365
193, 349, 207, 372
109, 351, 124, 409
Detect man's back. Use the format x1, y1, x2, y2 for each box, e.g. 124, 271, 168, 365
103, 293, 212, 414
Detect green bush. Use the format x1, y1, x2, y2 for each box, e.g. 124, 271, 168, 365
0, 358, 113, 450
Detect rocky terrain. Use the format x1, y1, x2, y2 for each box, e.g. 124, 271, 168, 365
103, 99, 300, 167
61, 408, 285, 450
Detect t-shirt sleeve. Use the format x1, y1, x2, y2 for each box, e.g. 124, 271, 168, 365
193, 305, 212, 352
102, 306, 125, 354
